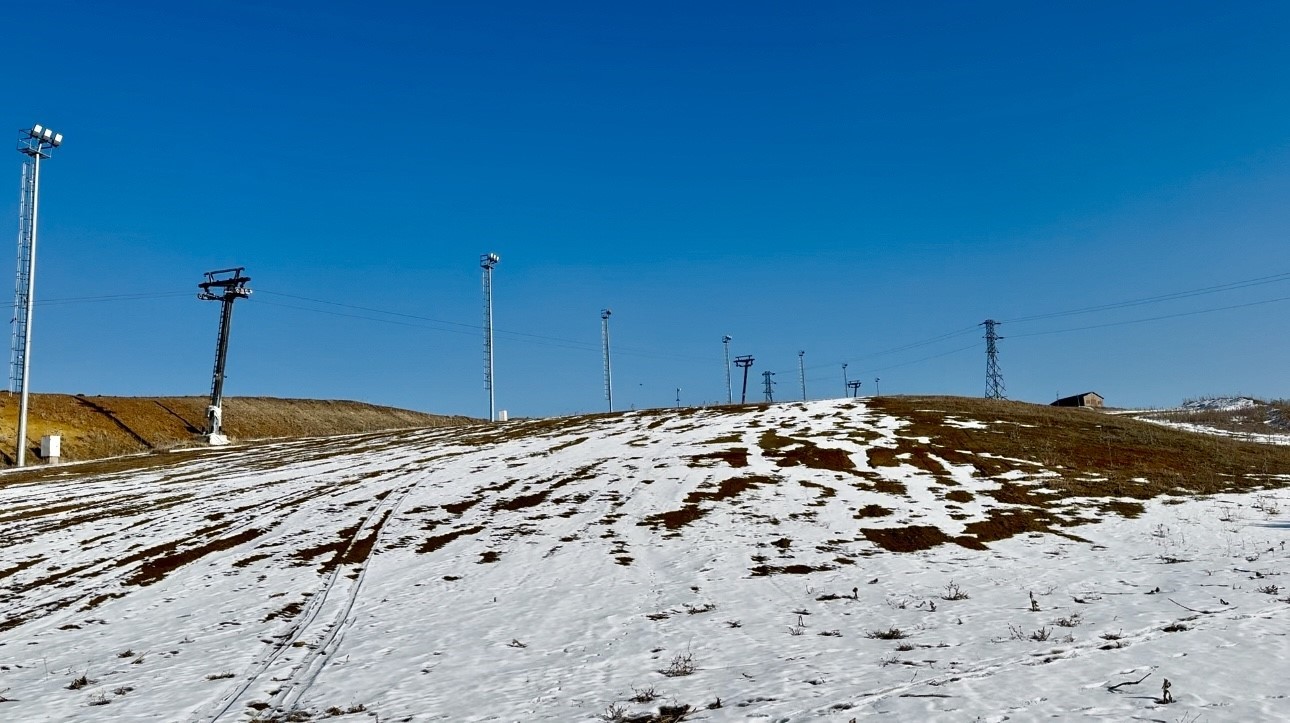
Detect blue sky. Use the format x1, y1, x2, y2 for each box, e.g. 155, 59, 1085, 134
6, 1, 1290, 417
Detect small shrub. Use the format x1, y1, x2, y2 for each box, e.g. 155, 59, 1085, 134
206, 672, 235, 681
659, 652, 696, 677
1256, 584, 1280, 595
116, 650, 134, 659
942, 581, 969, 601
895, 642, 915, 651
599, 703, 628, 722
67, 673, 95, 690
1054, 613, 1082, 627
629, 685, 658, 703
1162, 622, 1188, 632
866, 627, 907, 640
87, 693, 109, 706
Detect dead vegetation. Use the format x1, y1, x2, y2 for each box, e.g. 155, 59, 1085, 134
0, 393, 471, 468
867, 396, 1290, 498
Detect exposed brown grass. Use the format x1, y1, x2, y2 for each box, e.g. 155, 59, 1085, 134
866, 396, 1290, 498
0, 393, 471, 467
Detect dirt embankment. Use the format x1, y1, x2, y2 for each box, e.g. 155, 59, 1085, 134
0, 393, 475, 466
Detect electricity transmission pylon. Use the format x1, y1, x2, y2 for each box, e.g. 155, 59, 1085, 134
983, 319, 1005, 399
762, 370, 776, 402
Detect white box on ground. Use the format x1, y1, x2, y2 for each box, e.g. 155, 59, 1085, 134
40, 434, 60, 462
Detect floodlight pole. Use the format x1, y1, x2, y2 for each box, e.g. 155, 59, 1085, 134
12, 124, 62, 467
875, 377, 881, 397
798, 350, 806, 401
842, 363, 849, 398
601, 309, 614, 412
722, 335, 733, 404
198, 268, 251, 444
481, 253, 500, 421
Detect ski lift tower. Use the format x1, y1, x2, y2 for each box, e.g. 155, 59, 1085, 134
198, 268, 251, 444
11, 124, 63, 467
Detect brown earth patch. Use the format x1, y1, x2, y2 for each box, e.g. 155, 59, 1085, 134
749, 563, 836, 576
418, 525, 484, 554
689, 447, 750, 468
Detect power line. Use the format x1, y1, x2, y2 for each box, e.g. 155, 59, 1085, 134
1002, 270, 1290, 325
1008, 293, 1290, 339
254, 290, 709, 363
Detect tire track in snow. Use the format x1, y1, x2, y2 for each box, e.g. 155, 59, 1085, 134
200, 470, 426, 722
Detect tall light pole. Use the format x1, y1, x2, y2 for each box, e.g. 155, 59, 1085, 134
722, 335, 732, 404
798, 350, 806, 401
481, 253, 500, 421
11, 124, 63, 466
874, 377, 881, 397
842, 363, 849, 398
601, 309, 614, 412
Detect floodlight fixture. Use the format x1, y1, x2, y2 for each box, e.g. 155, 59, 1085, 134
18, 123, 62, 159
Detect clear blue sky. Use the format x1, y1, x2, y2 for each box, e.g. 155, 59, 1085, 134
6, 1, 1290, 417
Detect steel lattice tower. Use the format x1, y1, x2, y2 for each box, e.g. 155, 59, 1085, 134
983, 319, 1005, 399
601, 309, 613, 412
480, 253, 500, 421
762, 370, 776, 402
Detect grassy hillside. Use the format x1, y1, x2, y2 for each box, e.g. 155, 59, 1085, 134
0, 393, 474, 466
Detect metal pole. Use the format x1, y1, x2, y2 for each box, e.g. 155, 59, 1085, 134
842, 363, 848, 398
207, 296, 236, 433
798, 350, 806, 401
602, 310, 613, 412
14, 155, 39, 467
723, 335, 732, 404
485, 265, 495, 422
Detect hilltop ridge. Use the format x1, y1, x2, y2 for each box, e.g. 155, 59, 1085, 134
0, 393, 473, 466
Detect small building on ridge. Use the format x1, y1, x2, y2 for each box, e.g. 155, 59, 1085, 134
1051, 392, 1104, 409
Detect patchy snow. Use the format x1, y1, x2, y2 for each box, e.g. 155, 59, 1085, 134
0, 399, 1287, 722
1140, 418, 1290, 446
1181, 397, 1258, 412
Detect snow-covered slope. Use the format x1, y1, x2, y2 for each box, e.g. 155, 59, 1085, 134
1, 399, 1288, 722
